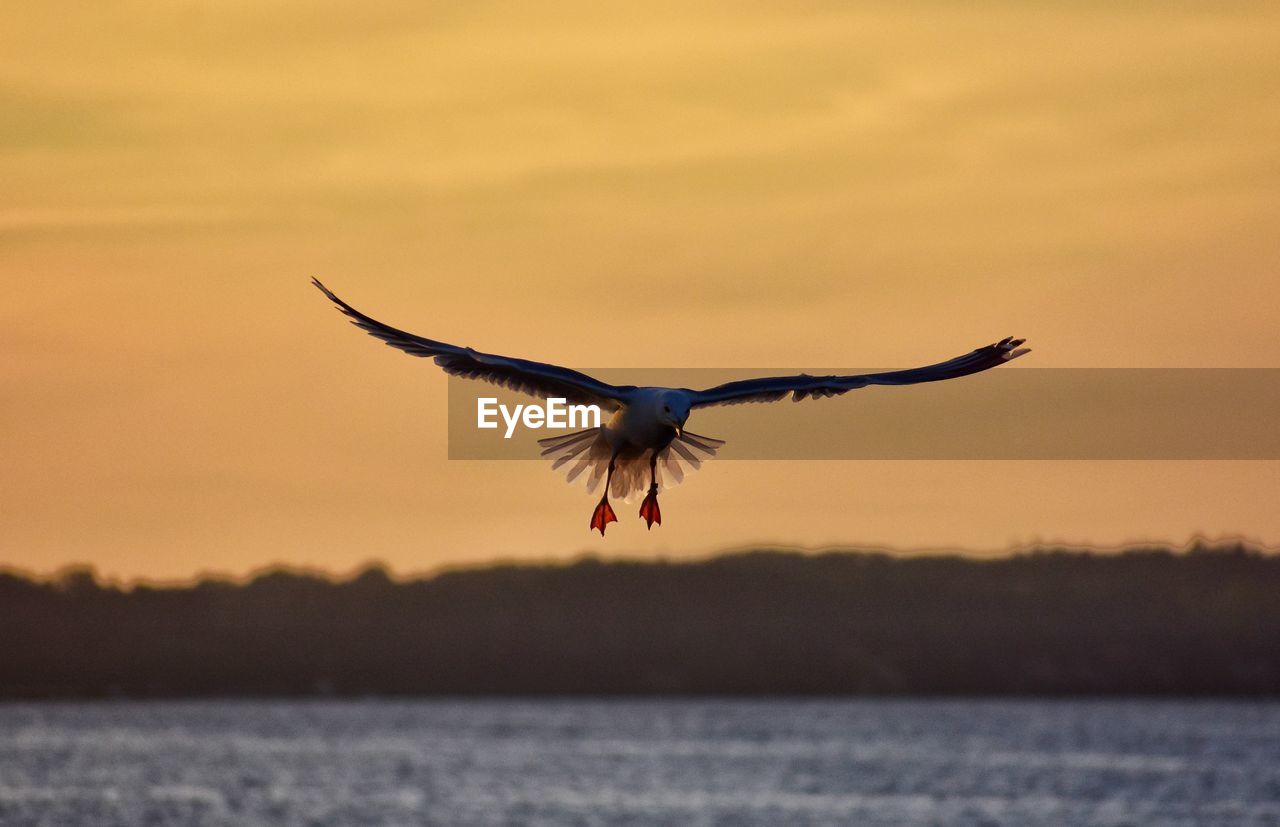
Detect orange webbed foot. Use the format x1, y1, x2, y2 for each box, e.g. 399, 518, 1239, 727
590, 499, 617, 535
639, 486, 661, 529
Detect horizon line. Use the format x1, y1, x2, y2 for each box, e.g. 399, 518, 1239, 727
3, 534, 1274, 592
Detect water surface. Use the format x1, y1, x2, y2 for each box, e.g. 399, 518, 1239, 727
0, 699, 1277, 825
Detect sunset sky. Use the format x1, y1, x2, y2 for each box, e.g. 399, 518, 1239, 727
3, 2, 1279, 580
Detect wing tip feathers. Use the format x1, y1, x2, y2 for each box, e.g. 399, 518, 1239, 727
996, 336, 1030, 362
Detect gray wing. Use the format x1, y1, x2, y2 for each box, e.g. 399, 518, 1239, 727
314, 279, 633, 408
688, 337, 1030, 408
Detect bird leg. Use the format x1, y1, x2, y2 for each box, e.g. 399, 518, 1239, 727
639, 451, 661, 529
590, 453, 619, 535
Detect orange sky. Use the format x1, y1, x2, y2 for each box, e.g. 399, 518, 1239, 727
3, 2, 1279, 580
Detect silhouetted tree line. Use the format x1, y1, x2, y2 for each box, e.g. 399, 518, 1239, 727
1, 543, 1277, 697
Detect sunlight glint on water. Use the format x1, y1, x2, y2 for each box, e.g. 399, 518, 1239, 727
0, 700, 1277, 826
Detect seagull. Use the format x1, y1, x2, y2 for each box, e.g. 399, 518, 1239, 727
313, 279, 1030, 535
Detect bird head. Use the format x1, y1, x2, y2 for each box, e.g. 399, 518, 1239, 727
658, 394, 691, 437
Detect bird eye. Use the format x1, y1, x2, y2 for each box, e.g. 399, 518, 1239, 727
663, 405, 670, 412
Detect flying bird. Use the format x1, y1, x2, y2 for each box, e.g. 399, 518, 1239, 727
313, 279, 1030, 534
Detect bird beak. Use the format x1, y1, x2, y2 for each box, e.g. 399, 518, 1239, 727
674, 422, 683, 438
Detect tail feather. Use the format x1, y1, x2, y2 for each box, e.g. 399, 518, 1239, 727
662, 453, 685, 484
678, 431, 725, 453
667, 439, 702, 469
538, 428, 597, 455
539, 427, 725, 501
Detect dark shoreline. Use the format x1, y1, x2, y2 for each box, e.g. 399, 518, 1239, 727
4, 542, 1277, 699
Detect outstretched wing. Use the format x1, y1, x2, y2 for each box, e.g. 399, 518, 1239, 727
688, 337, 1030, 408
314, 279, 633, 408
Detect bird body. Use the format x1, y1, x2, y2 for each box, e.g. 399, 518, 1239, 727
313, 279, 1028, 534
608, 389, 686, 449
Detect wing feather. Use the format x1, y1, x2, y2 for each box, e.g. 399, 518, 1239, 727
314, 279, 631, 408
688, 337, 1029, 408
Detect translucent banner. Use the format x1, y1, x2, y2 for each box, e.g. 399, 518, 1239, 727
447, 369, 1280, 460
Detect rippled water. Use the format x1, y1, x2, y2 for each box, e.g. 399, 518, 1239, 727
0, 699, 1277, 826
